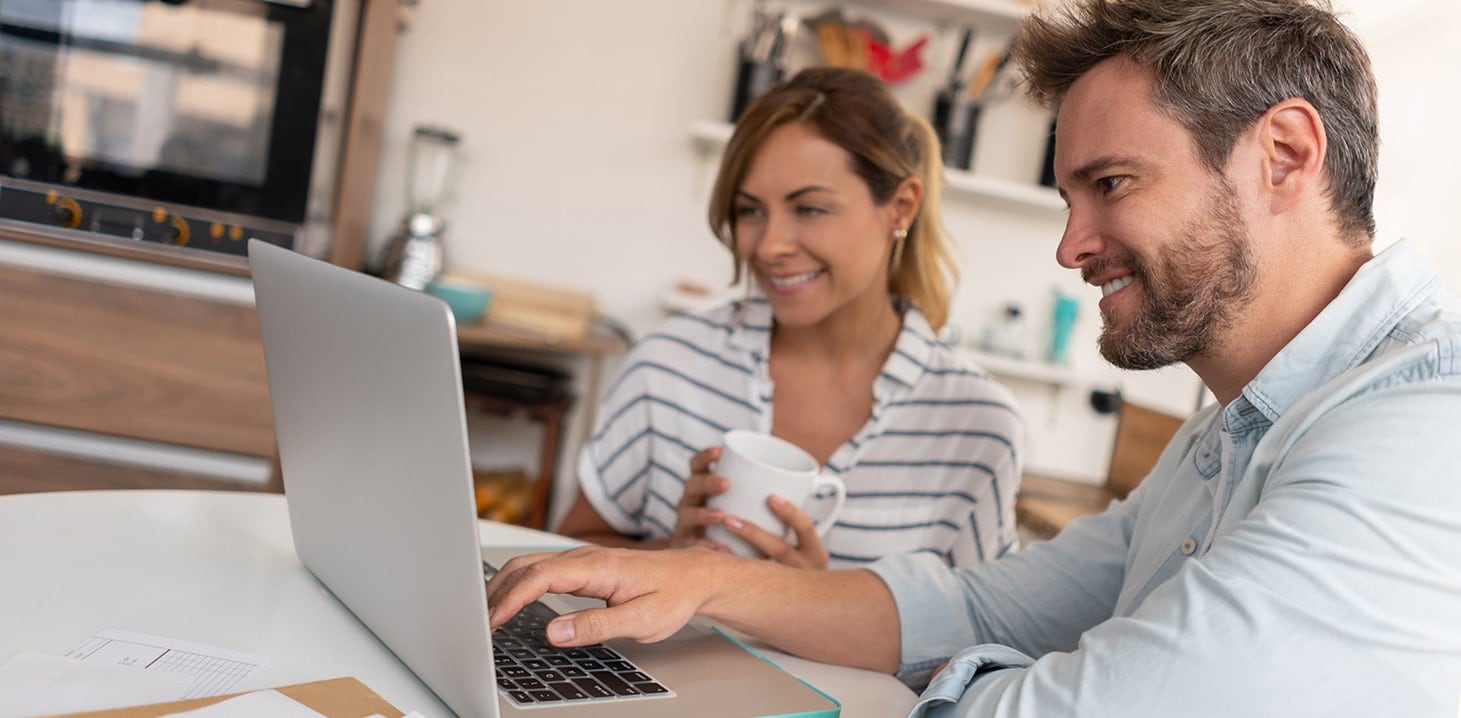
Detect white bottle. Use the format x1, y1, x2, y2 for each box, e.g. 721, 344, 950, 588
980, 303, 1028, 358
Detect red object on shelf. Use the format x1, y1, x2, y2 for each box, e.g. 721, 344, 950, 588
866, 33, 928, 84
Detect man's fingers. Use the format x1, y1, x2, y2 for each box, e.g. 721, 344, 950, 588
546, 601, 684, 647
486, 547, 600, 628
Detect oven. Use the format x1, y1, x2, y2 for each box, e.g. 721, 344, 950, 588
0, 0, 358, 269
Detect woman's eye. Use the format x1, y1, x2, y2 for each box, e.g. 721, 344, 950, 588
795, 205, 827, 216
733, 205, 761, 218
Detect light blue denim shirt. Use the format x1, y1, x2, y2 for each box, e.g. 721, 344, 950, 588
869, 240, 1461, 717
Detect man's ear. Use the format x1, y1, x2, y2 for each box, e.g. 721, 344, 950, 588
1258, 98, 1327, 214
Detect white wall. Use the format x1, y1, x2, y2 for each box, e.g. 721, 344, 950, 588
374, 0, 1461, 525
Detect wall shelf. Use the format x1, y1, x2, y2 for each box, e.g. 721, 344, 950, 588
962, 347, 1082, 387
840, 0, 1030, 29
690, 120, 1064, 213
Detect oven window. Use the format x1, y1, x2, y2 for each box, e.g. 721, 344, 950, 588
1, 0, 283, 186
0, 0, 333, 225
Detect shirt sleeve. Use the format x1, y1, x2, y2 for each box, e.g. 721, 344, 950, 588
893, 383, 1461, 717
869, 490, 1138, 686
576, 343, 660, 536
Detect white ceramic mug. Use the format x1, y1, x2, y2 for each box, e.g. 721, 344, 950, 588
704, 430, 847, 558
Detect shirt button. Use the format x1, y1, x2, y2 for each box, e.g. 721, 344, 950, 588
1180, 538, 1197, 556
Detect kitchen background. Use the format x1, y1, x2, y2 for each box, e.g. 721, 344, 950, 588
360, 0, 1460, 527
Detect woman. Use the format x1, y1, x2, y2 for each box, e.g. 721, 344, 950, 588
557, 67, 1022, 569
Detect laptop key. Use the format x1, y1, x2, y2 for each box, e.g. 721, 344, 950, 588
572, 678, 615, 699
548, 682, 588, 700
590, 670, 642, 696
492, 596, 671, 706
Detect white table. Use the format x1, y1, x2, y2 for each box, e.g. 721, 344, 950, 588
0, 490, 917, 717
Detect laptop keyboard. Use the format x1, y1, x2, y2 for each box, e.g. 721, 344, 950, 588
488, 567, 672, 707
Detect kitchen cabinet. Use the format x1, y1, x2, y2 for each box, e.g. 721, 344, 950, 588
0, 254, 278, 493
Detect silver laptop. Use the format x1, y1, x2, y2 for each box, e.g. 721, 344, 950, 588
247, 240, 840, 718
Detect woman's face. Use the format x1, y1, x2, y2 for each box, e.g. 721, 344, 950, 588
732, 122, 903, 329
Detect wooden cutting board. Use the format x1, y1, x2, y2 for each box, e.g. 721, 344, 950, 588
443, 270, 596, 344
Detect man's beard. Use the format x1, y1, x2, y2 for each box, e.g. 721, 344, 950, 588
1089, 180, 1257, 370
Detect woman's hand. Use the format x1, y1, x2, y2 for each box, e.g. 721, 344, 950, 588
723, 495, 832, 569
669, 447, 733, 550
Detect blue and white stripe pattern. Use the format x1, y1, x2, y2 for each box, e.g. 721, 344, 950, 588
577, 297, 1024, 568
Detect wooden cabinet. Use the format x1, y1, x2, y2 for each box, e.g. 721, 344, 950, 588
0, 260, 279, 492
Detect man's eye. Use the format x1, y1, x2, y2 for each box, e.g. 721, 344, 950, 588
1095, 176, 1125, 195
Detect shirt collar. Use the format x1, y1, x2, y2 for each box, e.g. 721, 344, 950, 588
725, 294, 936, 393
880, 302, 937, 391
1241, 239, 1437, 424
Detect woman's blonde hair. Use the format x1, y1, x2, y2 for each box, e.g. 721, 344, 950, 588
707, 67, 959, 331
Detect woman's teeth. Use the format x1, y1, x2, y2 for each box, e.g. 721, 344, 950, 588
1101, 275, 1134, 297
768, 269, 823, 289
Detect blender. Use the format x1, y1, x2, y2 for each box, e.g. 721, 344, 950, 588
378, 125, 462, 289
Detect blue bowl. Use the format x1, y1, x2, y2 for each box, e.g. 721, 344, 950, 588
425, 278, 493, 325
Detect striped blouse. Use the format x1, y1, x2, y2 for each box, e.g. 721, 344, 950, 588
576, 297, 1024, 568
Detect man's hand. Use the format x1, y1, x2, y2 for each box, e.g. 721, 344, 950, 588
486, 545, 727, 646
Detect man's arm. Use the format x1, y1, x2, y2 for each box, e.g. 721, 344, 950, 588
484, 546, 903, 673
909, 386, 1461, 716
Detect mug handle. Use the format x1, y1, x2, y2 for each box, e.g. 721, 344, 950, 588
809, 472, 847, 537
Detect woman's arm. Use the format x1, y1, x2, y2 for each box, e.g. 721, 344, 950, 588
557, 448, 733, 551
555, 492, 672, 548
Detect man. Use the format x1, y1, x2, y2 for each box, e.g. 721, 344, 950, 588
487, 0, 1461, 714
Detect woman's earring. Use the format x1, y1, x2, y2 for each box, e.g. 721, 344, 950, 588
889, 228, 908, 274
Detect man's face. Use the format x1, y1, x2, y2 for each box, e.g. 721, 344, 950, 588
1053, 57, 1257, 370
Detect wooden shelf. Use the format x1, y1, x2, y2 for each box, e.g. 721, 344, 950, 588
690, 120, 1064, 213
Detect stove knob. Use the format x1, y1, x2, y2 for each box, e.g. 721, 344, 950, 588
166, 216, 190, 246
51, 198, 82, 228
